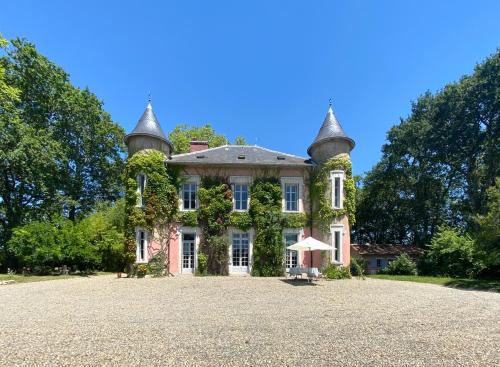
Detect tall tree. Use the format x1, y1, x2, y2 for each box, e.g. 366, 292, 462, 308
0, 38, 125, 268
169, 124, 229, 153
354, 50, 499, 246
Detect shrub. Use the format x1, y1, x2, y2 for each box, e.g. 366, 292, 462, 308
323, 264, 352, 279
425, 226, 481, 277
147, 253, 166, 277
381, 253, 417, 275
229, 212, 253, 231
179, 211, 198, 227
197, 252, 208, 275
136, 264, 148, 278
350, 256, 366, 278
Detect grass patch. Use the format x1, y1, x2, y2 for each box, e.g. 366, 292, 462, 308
0, 272, 113, 284
369, 274, 500, 292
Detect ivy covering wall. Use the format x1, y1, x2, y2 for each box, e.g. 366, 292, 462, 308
197, 177, 233, 275
312, 156, 355, 229
124, 150, 180, 274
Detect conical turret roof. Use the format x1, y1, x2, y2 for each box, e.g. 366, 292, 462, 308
307, 104, 355, 156
124, 102, 171, 146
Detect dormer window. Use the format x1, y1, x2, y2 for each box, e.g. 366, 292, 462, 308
137, 174, 146, 207
330, 171, 344, 209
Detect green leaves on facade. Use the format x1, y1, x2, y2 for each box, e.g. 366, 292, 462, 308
312, 157, 356, 229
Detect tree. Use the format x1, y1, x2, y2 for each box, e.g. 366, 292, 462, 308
354, 50, 499, 247
169, 124, 229, 153
0, 38, 125, 269
234, 136, 247, 145
475, 179, 500, 274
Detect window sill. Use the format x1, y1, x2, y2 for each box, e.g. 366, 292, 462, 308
283, 210, 302, 214
180, 209, 197, 212
136, 260, 148, 264
233, 209, 249, 213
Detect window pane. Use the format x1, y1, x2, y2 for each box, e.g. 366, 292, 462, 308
285, 184, 298, 211
334, 177, 340, 208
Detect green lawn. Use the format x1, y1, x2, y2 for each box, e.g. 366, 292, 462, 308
369, 274, 500, 292
0, 272, 114, 284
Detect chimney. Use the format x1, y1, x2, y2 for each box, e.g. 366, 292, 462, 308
189, 140, 209, 153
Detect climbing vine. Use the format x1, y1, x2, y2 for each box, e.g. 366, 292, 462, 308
124, 150, 180, 275
312, 156, 355, 229
249, 178, 285, 276
197, 177, 233, 275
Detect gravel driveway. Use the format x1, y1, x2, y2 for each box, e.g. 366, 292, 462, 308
1, 275, 499, 366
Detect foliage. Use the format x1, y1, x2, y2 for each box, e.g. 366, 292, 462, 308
312, 157, 356, 229
136, 264, 148, 278
0, 37, 125, 270
197, 178, 232, 275
124, 150, 180, 274
147, 253, 166, 277
229, 212, 253, 231
196, 252, 208, 276
168, 124, 229, 153
323, 264, 352, 279
350, 256, 366, 278
474, 178, 500, 274
380, 254, 417, 275
234, 136, 247, 145
282, 213, 308, 229
8, 203, 124, 272
250, 178, 285, 276
354, 50, 499, 247
424, 227, 481, 278
179, 211, 198, 227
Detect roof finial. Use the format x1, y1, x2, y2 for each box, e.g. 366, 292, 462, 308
329, 98, 332, 107
148, 92, 151, 103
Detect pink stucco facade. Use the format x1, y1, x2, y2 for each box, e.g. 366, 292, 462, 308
128, 103, 355, 276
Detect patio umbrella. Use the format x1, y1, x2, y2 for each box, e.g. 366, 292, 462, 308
286, 237, 332, 267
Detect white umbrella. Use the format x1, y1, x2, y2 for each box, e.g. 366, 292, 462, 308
286, 237, 332, 267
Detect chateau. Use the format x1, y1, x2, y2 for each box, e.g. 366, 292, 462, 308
124, 102, 355, 275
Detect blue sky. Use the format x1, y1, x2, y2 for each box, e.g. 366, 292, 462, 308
1, 1, 499, 175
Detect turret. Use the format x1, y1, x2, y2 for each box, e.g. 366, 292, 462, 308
308, 102, 355, 266
124, 101, 172, 156
307, 103, 354, 164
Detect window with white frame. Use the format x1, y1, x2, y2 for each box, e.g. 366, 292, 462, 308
284, 233, 299, 269
136, 229, 147, 263
330, 171, 344, 209
137, 174, 146, 207
234, 184, 249, 211
281, 177, 303, 213
331, 225, 343, 263
285, 183, 299, 211
182, 182, 197, 210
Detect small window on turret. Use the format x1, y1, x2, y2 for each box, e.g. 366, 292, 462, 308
137, 174, 146, 207
330, 171, 344, 209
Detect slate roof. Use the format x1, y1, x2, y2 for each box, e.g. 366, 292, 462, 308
351, 244, 424, 257
167, 145, 313, 167
307, 105, 355, 155
124, 102, 171, 147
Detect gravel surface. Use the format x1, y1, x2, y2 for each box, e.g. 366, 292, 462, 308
1, 275, 499, 366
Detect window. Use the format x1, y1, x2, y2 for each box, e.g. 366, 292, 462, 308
331, 225, 343, 263
182, 233, 195, 271
234, 184, 249, 211
136, 230, 147, 263
182, 183, 197, 210
376, 258, 382, 268
330, 171, 344, 209
137, 174, 146, 207
284, 233, 298, 269
232, 233, 249, 267
285, 183, 299, 212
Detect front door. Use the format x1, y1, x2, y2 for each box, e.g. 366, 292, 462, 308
231, 232, 249, 273
285, 233, 299, 270
182, 233, 195, 273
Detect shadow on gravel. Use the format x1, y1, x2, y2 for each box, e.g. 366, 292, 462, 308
280, 279, 318, 286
